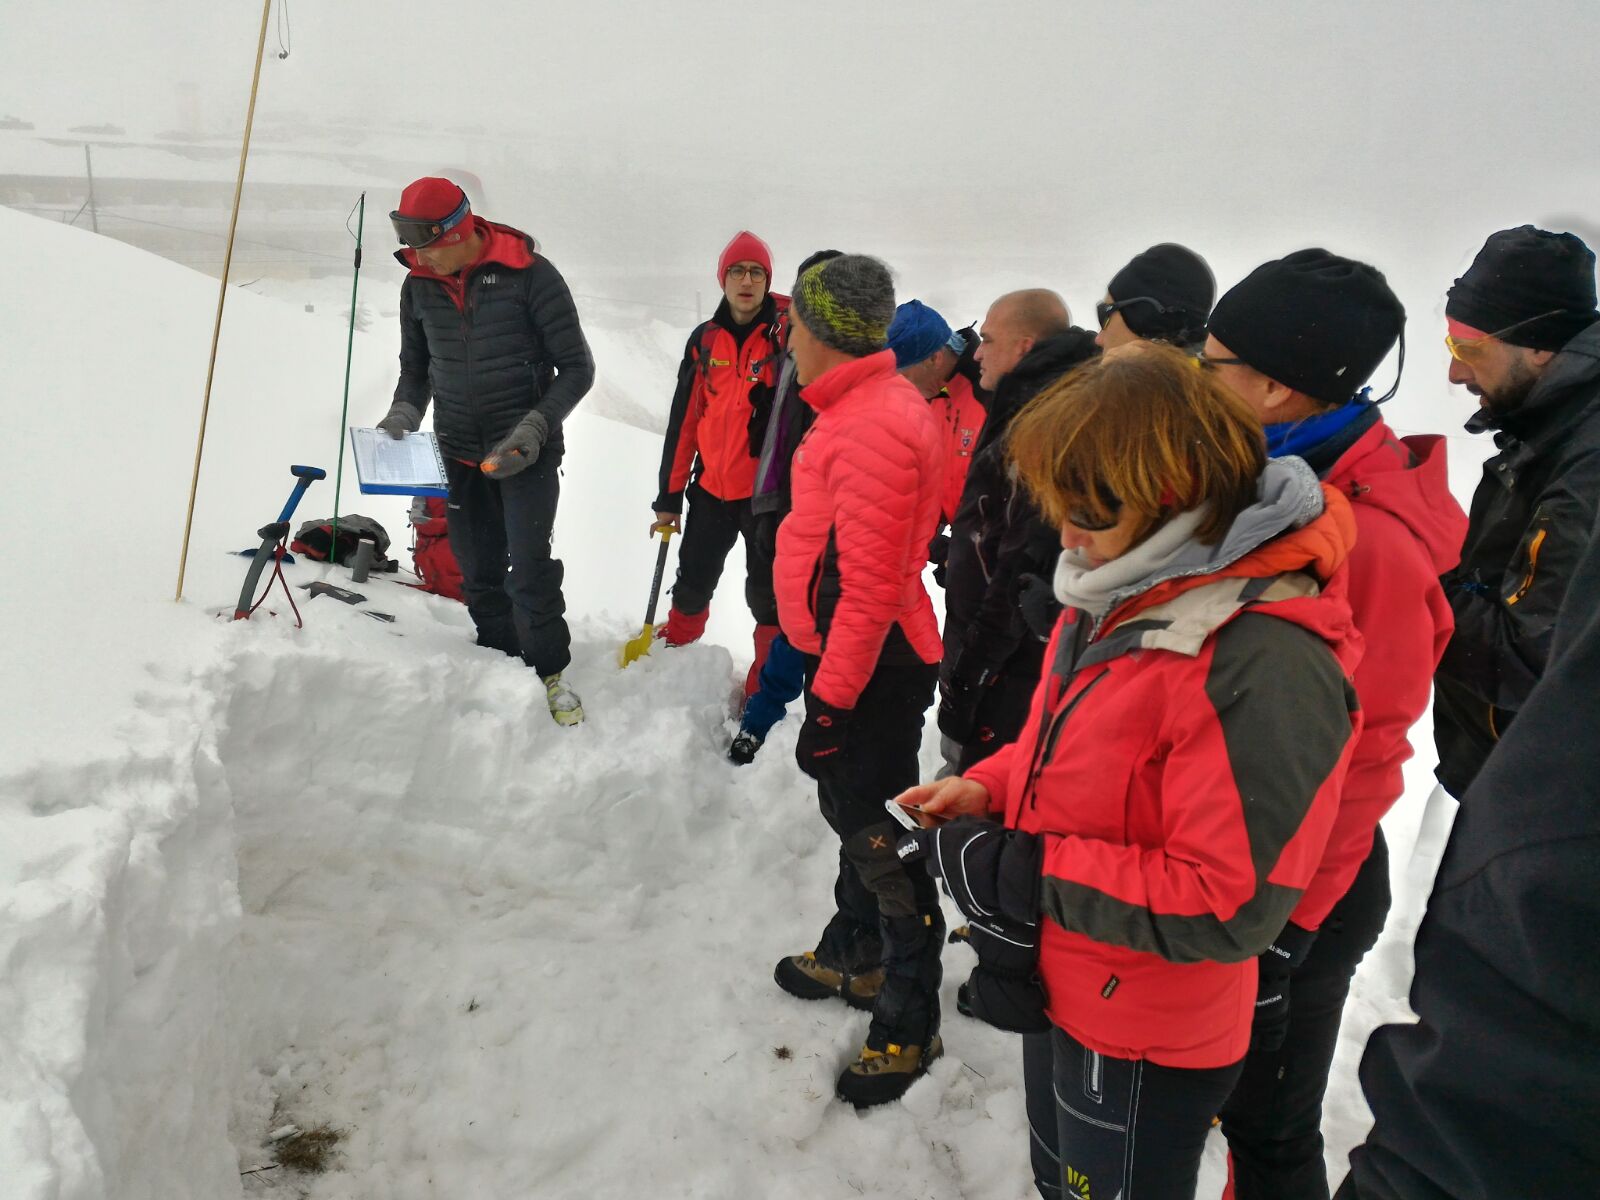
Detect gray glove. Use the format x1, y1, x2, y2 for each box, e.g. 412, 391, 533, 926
484, 411, 550, 479
377, 401, 423, 440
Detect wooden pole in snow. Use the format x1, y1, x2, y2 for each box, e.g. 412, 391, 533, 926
175, 0, 274, 602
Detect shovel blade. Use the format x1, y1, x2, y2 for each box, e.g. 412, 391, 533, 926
619, 624, 657, 668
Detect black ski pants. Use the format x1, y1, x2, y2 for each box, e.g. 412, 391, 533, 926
445, 454, 571, 677
671, 480, 776, 624
1026, 1024, 1244, 1200
1219, 831, 1392, 1199
956, 670, 1043, 773
805, 656, 943, 1048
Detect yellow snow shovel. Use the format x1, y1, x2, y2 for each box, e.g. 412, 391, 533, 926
620, 524, 675, 667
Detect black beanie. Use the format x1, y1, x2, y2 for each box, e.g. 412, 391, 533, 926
1208, 249, 1406, 406
1445, 225, 1599, 351
1108, 243, 1215, 345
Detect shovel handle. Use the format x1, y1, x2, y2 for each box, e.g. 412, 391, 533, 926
642, 527, 674, 626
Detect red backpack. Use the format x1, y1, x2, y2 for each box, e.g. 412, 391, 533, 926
408, 497, 464, 601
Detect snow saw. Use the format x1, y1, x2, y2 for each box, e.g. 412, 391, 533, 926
620, 524, 675, 667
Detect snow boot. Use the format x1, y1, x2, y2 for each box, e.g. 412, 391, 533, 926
835, 1035, 943, 1108
657, 604, 710, 647
543, 673, 584, 727
727, 729, 764, 765
773, 953, 884, 1011
743, 623, 782, 699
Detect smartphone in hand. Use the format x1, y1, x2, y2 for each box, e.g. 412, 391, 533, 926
883, 797, 947, 831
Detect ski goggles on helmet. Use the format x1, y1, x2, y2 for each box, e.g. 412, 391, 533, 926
390, 195, 471, 249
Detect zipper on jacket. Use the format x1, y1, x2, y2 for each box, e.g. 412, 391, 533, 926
1021, 668, 1108, 815
1507, 523, 1548, 605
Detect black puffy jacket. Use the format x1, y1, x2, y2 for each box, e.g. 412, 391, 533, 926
940, 329, 1100, 698
1433, 319, 1600, 798
393, 220, 595, 462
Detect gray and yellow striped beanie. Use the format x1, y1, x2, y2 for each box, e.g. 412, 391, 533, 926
791, 254, 896, 358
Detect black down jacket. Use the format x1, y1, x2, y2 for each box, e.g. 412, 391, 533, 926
393, 221, 595, 462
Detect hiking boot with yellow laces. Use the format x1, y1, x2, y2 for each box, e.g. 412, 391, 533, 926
773, 953, 884, 1011
835, 1035, 943, 1108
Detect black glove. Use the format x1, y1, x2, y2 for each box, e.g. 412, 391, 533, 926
1016, 572, 1061, 641
936, 659, 991, 744
928, 532, 951, 589
484, 411, 550, 478
377, 401, 422, 440
900, 818, 1050, 1034
1250, 921, 1317, 1053
795, 696, 852, 779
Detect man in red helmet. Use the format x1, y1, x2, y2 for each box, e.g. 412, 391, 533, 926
378, 177, 595, 726
651, 231, 788, 697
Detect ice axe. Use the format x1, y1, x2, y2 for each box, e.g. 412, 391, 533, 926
234, 465, 326, 619
620, 523, 675, 667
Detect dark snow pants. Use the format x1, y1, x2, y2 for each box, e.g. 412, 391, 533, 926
1220, 832, 1392, 1199
445, 454, 571, 677
955, 669, 1044, 773
804, 656, 943, 1048
671, 480, 776, 623
1027, 1024, 1244, 1200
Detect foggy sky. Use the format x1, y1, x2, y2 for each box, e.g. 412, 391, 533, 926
10, 0, 1600, 405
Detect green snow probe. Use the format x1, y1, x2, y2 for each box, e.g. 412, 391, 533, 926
329, 192, 366, 555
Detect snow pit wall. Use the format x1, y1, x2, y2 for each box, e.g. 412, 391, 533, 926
0, 744, 243, 1200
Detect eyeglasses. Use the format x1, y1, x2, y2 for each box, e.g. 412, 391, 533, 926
390, 195, 471, 249
1096, 295, 1172, 330
1191, 351, 1249, 370
1444, 310, 1565, 365
726, 265, 768, 282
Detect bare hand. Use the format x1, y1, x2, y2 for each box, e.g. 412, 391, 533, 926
651, 512, 680, 537
892, 776, 991, 826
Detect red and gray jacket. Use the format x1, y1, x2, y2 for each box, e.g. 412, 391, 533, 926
654, 295, 788, 512
966, 460, 1363, 1069
394, 217, 594, 464
1289, 417, 1465, 928
775, 350, 945, 708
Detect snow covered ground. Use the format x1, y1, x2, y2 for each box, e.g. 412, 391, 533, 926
2, 203, 1486, 1199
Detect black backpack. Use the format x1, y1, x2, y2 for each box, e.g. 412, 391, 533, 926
290, 515, 399, 571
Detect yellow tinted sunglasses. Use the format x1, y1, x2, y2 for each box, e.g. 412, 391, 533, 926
1445, 310, 1565, 364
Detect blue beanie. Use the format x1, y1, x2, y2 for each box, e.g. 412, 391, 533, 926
886, 299, 954, 368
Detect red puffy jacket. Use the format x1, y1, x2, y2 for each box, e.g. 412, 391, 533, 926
775, 350, 945, 708
966, 485, 1362, 1069
936, 374, 987, 523
1290, 422, 1465, 928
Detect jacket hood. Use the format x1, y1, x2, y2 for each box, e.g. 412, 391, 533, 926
1088, 456, 1356, 637
394, 218, 537, 276
1329, 420, 1464, 576
988, 327, 1101, 428
1466, 318, 1600, 438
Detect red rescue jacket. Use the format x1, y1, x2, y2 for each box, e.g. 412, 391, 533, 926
654, 296, 787, 510
775, 350, 945, 708
1290, 422, 1465, 928
936, 373, 987, 523
966, 477, 1363, 1069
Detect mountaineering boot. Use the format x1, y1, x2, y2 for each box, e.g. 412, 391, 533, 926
727, 729, 764, 765
835, 1035, 943, 1108
543, 673, 584, 727
773, 952, 884, 1011
657, 604, 710, 647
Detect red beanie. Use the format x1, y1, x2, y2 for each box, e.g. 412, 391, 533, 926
397, 177, 473, 246
718, 230, 773, 283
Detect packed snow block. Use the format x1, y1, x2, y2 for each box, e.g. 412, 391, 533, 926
0, 748, 244, 1200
